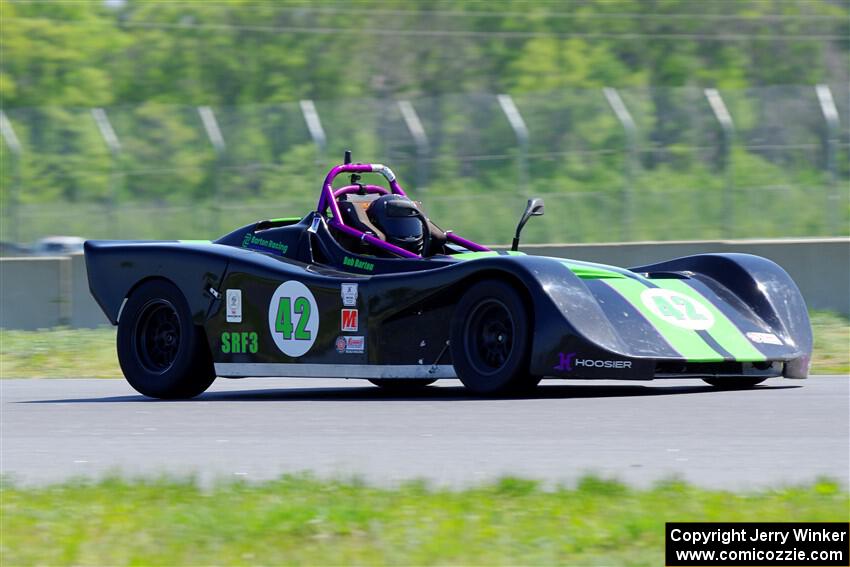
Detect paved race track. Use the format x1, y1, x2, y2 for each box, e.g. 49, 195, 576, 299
2, 376, 848, 488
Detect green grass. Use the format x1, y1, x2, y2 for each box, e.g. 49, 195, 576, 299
810, 311, 850, 374
0, 312, 846, 379
1, 475, 847, 566
0, 326, 119, 379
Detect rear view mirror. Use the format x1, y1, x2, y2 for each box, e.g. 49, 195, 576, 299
511, 198, 544, 251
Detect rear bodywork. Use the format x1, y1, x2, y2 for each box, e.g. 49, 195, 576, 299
86, 212, 812, 382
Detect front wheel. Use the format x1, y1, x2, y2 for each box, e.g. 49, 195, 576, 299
702, 377, 767, 389
450, 280, 537, 395
117, 279, 216, 399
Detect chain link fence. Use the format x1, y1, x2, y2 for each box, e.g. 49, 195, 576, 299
1, 84, 847, 246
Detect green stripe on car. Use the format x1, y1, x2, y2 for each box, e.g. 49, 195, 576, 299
561, 261, 626, 280
650, 279, 766, 362
453, 251, 526, 260
602, 277, 724, 362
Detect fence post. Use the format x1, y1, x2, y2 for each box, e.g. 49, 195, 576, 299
398, 100, 430, 198
198, 106, 226, 236
705, 88, 734, 238
815, 84, 840, 235
0, 110, 22, 243
300, 100, 326, 170
497, 94, 529, 197
91, 108, 122, 238
603, 88, 636, 241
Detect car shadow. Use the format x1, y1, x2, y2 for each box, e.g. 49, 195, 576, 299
19, 381, 801, 404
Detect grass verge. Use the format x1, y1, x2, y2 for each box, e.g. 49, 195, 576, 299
1, 475, 847, 566
810, 311, 850, 374
0, 311, 847, 378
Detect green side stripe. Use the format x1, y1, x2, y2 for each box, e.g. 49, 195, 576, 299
603, 277, 724, 362
652, 279, 766, 362
561, 261, 626, 280
267, 217, 301, 223
453, 251, 526, 260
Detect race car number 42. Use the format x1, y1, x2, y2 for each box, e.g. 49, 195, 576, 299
268, 281, 319, 357
640, 288, 715, 331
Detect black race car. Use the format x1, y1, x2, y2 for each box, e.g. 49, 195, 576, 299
85, 155, 813, 398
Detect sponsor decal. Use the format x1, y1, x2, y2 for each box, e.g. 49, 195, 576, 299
242, 233, 288, 255
226, 289, 242, 323
335, 335, 365, 354
341, 283, 358, 306
341, 308, 359, 332
221, 331, 258, 354
343, 256, 374, 272
268, 281, 319, 357
746, 331, 783, 345
554, 352, 632, 372
640, 288, 715, 331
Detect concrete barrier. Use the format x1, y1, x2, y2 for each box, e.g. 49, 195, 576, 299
508, 237, 850, 315
69, 253, 110, 328
0, 256, 70, 330
0, 238, 847, 329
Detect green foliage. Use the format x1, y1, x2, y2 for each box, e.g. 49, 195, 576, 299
1, 475, 847, 565
0, 1, 847, 242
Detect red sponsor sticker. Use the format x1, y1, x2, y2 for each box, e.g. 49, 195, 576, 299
341, 308, 359, 332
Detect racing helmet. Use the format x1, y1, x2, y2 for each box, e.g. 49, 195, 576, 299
366, 194, 425, 255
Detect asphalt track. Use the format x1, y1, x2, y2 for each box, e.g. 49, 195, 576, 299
2, 376, 848, 488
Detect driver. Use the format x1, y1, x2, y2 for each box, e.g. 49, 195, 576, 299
366, 194, 426, 255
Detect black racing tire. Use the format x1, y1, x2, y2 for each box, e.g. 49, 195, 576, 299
117, 279, 216, 399
368, 379, 437, 390
702, 377, 767, 389
450, 279, 536, 395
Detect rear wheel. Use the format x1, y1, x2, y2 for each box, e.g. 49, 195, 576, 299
368, 379, 437, 391
117, 279, 215, 399
702, 377, 767, 389
450, 280, 537, 395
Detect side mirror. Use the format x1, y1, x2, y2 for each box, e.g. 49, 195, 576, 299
511, 198, 544, 252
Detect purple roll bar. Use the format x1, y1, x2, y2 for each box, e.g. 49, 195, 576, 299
318, 162, 490, 258
333, 184, 389, 199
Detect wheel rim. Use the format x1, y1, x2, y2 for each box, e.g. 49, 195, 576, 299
134, 299, 181, 374
464, 298, 515, 376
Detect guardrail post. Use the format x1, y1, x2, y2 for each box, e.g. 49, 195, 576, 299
705, 88, 735, 238
815, 84, 840, 235
198, 106, 226, 236
603, 88, 636, 240
497, 94, 529, 197
0, 110, 22, 243
398, 100, 430, 198
300, 100, 327, 170
91, 108, 122, 238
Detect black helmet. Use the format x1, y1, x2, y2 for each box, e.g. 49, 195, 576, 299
366, 194, 424, 255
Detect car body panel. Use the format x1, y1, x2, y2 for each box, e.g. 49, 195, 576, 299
86, 212, 812, 382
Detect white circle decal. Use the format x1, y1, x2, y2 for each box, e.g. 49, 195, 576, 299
268, 281, 319, 357
640, 288, 715, 331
